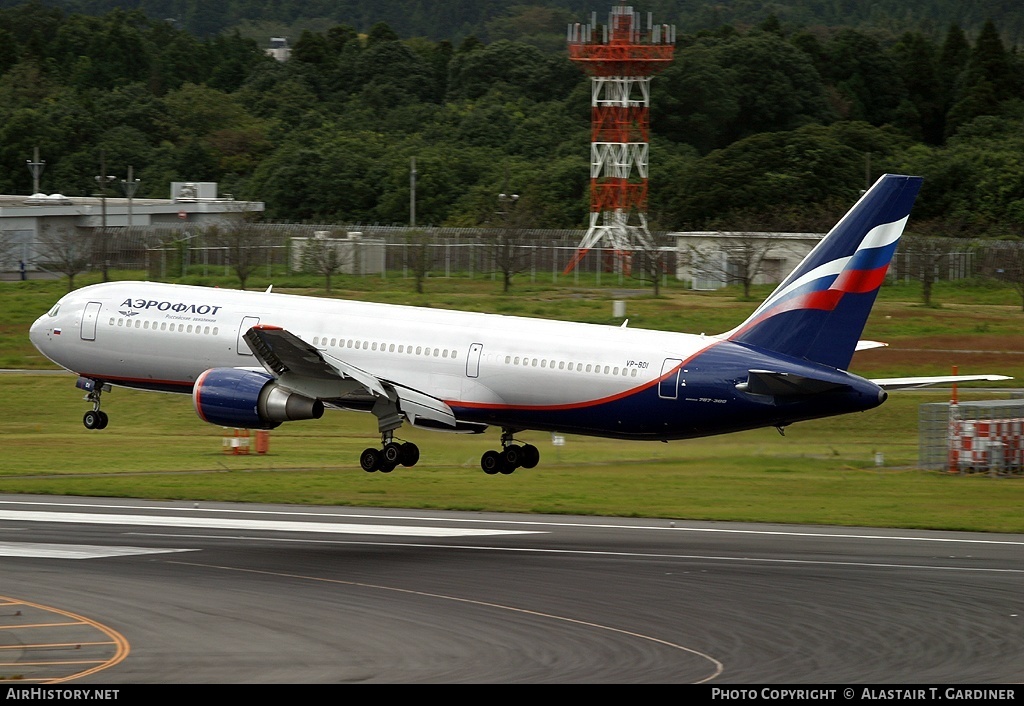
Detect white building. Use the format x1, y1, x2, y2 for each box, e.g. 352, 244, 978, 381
0, 182, 263, 274
266, 37, 291, 62
674, 231, 824, 290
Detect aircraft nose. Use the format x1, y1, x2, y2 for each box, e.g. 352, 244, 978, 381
29, 314, 46, 346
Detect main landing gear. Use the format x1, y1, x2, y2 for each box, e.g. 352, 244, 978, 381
360, 431, 421, 473
360, 432, 419, 471
360, 393, 420, 472
77, 377, 110, 430
480, 428, 539, 475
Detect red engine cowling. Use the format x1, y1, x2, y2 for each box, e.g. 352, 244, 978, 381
193, 368, 324, 429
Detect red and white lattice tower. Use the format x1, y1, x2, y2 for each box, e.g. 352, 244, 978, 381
564, 3, 675, 274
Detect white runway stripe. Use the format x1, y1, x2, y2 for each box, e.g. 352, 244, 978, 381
0, 510, 541, 537
0, 542, 194, 559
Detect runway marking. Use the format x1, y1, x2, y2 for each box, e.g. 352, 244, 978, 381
171, 559, 725, 683
0, 595, 129, 683
0, 542, 195, 559
156, 533, 1023, 574
0, 641, 115, 649
0, 510, 540, 538
0, 621, 82, 629
0, 500, 1019, 546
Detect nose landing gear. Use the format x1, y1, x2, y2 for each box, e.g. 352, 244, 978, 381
77, 377, 110, 430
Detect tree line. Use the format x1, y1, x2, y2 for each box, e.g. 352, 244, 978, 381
0, 2, 1022, 236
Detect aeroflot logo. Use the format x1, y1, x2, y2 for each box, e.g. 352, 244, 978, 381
120, 298, 224, 316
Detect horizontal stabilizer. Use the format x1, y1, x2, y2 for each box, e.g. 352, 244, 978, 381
855, 340, 888, 351
736, 370, 849, 397
872, 374, 1012, 390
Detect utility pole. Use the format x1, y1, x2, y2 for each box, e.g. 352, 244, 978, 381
95, 151, 116, 282
121, 165, 141, 245
410, 156, 417, 227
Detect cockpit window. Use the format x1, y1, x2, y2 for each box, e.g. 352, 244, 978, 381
48, 305, 60, 317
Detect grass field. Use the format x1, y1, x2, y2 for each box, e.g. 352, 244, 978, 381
3, 272, 1023, 533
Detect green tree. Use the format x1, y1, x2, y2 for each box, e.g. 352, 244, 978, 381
891, 32, 944, 143
820, 29, 904, 126
446, 40, 576, 102
654, 44, 740, 153
664, 122, 889, 228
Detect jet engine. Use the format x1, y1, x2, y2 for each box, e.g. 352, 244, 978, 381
193, 368, 324, 429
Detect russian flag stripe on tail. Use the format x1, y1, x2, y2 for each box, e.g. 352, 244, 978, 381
725, 174, 923, 371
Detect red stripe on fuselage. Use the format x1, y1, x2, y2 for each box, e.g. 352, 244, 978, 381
729, 288, 843, 339
447, 341, 720, 412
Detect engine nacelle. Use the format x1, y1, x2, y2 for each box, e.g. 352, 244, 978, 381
193, 368, 324, 429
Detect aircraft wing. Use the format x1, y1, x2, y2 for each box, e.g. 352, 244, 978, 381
871, 374, 1012, 390
242, 325, 457, 427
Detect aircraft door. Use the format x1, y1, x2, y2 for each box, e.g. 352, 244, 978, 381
466, 343, 483, 378
658, 358, 683, 399
237, 316, 260, 355
81, 302, 102, 341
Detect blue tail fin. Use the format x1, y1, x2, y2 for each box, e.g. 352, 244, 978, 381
725, 174, 923, 370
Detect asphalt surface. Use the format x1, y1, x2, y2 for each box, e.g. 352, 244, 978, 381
0, 494, 1021, 684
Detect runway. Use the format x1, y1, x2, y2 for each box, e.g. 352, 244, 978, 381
0, 495, 1021, 684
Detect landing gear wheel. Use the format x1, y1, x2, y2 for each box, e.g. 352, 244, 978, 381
360, 447, 381, 472
83, 410, 104, 430
382, 442, 403, 465
399, 442, 420, 467
379, 460, 397, 473
481, 450, 504, 475
520, 444, 539, 469
502, 444, 522, 469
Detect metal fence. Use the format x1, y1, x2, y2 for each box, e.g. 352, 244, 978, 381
13, 223, 1023, 289
19, 222, 679, 285
919, 398, 1024, 473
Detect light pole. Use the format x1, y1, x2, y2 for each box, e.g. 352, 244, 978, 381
497, 192, 519, 218
26, 147, 44, 194
95, 151, 116, 282
121, 166, 141, 246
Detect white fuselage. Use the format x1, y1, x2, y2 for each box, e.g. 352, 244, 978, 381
30, 281, 885, 442
30, 282, 721, 433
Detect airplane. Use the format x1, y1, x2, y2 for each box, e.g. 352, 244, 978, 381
29, 174, 1010, 474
